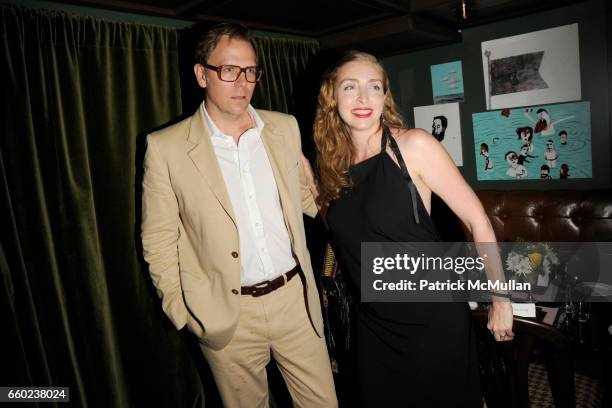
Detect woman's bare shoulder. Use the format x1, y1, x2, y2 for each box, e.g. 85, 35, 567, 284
390, 127, 437, 152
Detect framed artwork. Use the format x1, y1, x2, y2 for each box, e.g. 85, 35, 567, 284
414, 102, 463, 166
481, 23, 581, 110
472, 101, 591, 181
431, 61, 464, 104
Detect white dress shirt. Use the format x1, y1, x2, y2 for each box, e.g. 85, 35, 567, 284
201, 103, 297, 286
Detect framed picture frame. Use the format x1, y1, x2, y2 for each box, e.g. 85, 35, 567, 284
414, 102, 463, 166
481, 23, 581, 110
431, 61, 464, 104
472, 101, 591, 181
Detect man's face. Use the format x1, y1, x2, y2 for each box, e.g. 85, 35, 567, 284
196, 36, 257, 120
546, 141, 554, 150
560, 133, 568, 144
538, 111, 550, 123
432, 118, 443, 135
520, 146, 529, 155
506, 153, 518, 166
520, 130, 531, 141
540, 169, 549, 178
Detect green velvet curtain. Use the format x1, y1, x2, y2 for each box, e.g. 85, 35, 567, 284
0, 5, 205, 407
252, 36, 320, 113
1, 5, 321, 407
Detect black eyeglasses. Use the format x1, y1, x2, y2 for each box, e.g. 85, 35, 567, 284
203, 64, 263, 83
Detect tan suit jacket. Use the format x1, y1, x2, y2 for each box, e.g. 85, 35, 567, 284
141, 108, 322, 350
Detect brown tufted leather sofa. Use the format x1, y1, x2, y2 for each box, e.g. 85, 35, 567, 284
473, 190, 612, 242
472, 190, 612, 408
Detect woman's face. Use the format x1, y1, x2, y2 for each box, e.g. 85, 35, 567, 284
334, 60, 385, 133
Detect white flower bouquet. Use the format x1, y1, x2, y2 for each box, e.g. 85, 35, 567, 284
505, 241, 560, 287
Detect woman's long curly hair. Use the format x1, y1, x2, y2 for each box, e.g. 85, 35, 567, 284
313, 51, 405, 210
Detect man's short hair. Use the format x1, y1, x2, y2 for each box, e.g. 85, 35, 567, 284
195, 22, 257, 65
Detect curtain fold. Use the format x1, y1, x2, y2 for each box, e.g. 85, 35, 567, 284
252, 36, 320, 113
1, 5, 204, 407
1, 7, 321, 406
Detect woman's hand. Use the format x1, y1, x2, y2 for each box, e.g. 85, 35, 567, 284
393, 129, 514, 342
301, 153, 319, 199
487, 301, 514, 342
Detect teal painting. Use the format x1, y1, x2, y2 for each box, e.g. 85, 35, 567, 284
473, 101, 592, 180
431, 61, 464, 104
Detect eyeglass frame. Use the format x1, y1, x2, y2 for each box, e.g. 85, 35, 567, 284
203, 63, 263, 83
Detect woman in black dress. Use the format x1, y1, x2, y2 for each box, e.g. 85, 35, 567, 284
308, 51, 514, 407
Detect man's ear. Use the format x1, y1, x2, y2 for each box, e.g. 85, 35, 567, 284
194, 63, 207, 89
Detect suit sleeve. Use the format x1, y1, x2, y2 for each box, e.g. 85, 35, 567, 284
289, 115, 318, 218
141, 134, 188, 330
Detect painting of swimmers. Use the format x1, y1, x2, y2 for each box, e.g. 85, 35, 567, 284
472, 101, 591, 180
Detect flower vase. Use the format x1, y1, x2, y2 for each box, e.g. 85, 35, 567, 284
523, 270, 539, 302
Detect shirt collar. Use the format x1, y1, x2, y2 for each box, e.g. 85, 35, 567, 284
200, 101, 264, 141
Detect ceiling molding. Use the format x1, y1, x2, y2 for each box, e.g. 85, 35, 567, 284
42, 0, 588, 53
319, 14, 459, 49
56, 0, 177, 16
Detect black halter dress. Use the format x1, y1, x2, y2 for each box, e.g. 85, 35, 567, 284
326, 127, 481, 407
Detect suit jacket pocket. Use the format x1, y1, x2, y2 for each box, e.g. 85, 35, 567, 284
181, 271, 208, 340
186, 311, 206, 340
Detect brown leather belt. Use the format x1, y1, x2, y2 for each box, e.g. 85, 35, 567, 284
241, 264, 300, 297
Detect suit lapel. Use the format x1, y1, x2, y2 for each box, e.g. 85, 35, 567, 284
187, 110, 237, 226
260, 117, 296, 246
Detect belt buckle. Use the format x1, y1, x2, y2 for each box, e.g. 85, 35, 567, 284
252, 279, 272, 297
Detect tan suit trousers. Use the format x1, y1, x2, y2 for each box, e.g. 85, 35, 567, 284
200, 275, 338, 408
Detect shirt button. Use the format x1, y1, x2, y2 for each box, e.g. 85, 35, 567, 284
231, 251, 239, 258
232, 289, 239, 295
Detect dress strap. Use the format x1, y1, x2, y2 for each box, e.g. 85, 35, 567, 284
382, 126, 421, 224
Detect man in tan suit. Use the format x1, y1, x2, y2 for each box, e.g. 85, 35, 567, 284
141, 23, 337, 407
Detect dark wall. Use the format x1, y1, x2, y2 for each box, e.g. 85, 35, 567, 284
382, 0, 610, 191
